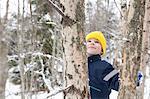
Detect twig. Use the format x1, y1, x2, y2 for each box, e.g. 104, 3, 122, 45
5, 89, 49, 97
38, 55, 53, 91
46, 84, 73, 98
46, 0, 76, 26
46, 0, 66, 18
114, 0, 123, 18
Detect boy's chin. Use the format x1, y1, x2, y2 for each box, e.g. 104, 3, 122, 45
87, 53, 100, 57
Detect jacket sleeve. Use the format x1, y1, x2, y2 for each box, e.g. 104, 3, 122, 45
102, 64, 120, 91
109, 72, 120, 91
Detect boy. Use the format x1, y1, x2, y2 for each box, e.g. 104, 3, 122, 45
86, 31, 119, 99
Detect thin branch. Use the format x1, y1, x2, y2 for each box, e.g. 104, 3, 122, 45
38, 54, 53, 91
4, 0, 10, 24
5, 89, 50, 97
45, 84, 73, 98
46, 0, 66, 18
114, 0, 123, 18
46, 0, 76, 26
32, 52, 63, 62
5, 85, 73, 99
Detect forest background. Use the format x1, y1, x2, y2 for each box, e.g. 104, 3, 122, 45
0, 0, 150, 99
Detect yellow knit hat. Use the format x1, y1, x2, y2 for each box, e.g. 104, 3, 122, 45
86, 31, 107, 55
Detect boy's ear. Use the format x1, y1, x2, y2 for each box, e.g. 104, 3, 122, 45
101, 49, 103, 55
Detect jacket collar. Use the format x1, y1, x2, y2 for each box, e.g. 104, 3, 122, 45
88, 54, 101, 62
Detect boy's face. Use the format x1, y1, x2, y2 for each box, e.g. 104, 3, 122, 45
86, 38, 102, 56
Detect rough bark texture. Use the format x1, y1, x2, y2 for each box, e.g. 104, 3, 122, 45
142, 0, 150, 99
60, 0, 88, 98
0, 21, 8, 99
118, 0, 146, 99
0, 0, 9, 98
0, 41, 8, 99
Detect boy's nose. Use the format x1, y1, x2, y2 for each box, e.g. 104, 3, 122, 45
90, 41, 95, 45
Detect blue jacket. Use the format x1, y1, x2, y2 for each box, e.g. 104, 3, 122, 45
88, 54, 119, 99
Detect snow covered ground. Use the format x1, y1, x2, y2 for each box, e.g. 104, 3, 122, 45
144, 78, 150, 99
144, 66, 150, 99
5, 80, 63, 99
109, 90, 118, 99
5, 78, 150, 99
5, 79, 118, 99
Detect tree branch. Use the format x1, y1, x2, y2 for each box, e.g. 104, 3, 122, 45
114, 0, 123, 18
46, 0, 66, 18
46, 84, 73, 98
46, 0, 76, 26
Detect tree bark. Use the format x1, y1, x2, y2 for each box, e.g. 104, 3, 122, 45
0, 42, 8, 99
118, 0, 146, 99
0, 0, 10, 98
59, 0, 89, 98
142, 0, 150, 99
17, 0, 25, 98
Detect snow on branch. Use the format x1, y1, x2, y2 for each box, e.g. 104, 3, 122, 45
13, 51, 63, 62
46, 0, 76, 26
46, 0, 66, 18
37, 54, 53, 91
32, 52, 63, 62
114, 0, 123, 17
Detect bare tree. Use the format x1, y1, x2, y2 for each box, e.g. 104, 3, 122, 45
118, 0, 146, 99
0, 0, 10, 99
56, 0, 89, 98
0, 41, 8, 99
17, 0, 26, 98
141, 0, 150, 99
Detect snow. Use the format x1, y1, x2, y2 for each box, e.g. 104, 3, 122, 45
5, 80, 64, 99
2, 0, 150, 98
110, 90, 118, 99
144, 78, 150, 99
144, 66, 150, 99
6, 75, 150, 99
5, 79, 118, 99
0, 0, 30, 18
5, 80, 21, 99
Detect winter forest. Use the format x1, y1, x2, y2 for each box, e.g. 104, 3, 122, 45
0, 0, 150, 99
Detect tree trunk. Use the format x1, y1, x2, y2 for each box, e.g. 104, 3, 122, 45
60, 0, 88, 98
0, 0, 9, 98
17, 0, 25, 98
118, 0, 146, 99
0, 17, 8, 99
0, 42, 8, 99
142, 0, 150, 99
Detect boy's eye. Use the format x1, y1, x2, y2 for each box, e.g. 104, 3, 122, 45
87, 40, 91, 42
94, 41, 99, 43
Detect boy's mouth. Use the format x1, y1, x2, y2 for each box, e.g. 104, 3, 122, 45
88, 46, 96, 49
